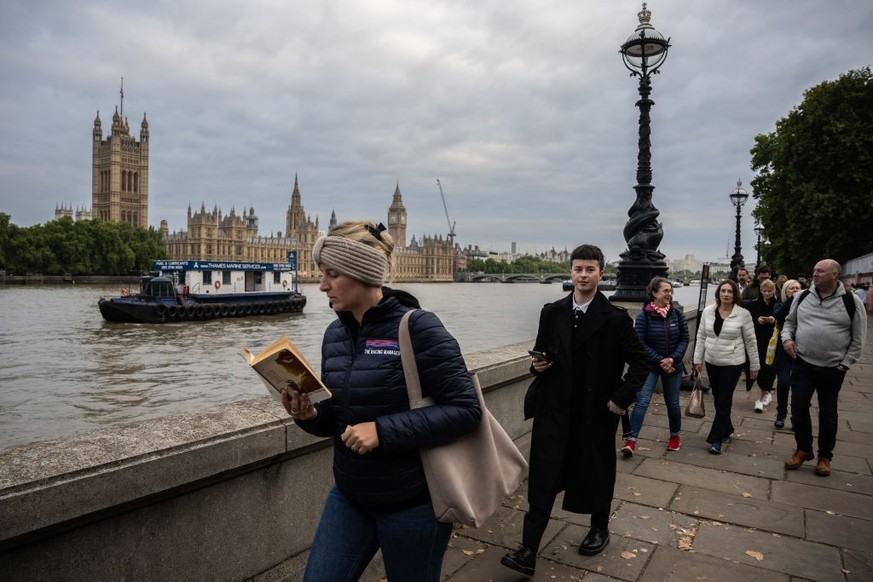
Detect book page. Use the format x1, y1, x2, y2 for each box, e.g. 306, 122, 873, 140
240, 337, 332, 404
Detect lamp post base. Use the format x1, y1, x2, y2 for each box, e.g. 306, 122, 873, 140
610, 260, 668, 304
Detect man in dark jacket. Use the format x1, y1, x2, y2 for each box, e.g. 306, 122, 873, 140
501, 244, 649, 576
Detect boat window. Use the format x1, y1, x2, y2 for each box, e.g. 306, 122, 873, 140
223, 271, 231, 285
203, 271, 212, 285
273, 271, 281, 284
255, 272, 262, 286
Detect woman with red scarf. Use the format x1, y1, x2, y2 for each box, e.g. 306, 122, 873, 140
621, 277, 690, 457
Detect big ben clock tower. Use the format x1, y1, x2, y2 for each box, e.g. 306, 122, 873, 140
387, 183, 407, 248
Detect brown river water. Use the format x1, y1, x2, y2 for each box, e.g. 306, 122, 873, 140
0, 282, 704, 449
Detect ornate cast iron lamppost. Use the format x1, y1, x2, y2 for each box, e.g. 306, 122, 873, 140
611, 3, 671, 303
729, 180, 749, 281
754, 221, 765, 268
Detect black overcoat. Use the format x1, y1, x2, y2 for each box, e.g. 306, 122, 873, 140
525, 292, 649, 514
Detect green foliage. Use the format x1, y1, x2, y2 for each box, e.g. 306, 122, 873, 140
0, 214, 168, 275
750, 68, 873, 276
466, 256, 570, 275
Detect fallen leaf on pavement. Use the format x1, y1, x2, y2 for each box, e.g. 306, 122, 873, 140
621, 551, 637, 559
741, 492, 752, 498
745, 550, 764, 561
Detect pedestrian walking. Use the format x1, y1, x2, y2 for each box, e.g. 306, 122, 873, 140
621, 277, 689, 457
782, 259, 867, 476
693, 279, 760, 454
500, 244, 648, 576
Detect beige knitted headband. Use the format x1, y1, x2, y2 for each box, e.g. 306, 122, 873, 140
312, 235, 388, 286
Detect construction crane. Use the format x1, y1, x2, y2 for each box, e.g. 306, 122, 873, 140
436, 179, 456, 245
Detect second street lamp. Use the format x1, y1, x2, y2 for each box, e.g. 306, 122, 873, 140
611, 3, 671, 303
754, 221, 765, 268
729, 180, 749, 282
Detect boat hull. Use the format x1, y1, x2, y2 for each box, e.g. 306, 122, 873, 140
98, 293, 306, 324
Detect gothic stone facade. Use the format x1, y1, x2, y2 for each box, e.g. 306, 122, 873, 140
91, 108, 149, 228
159, 178, 453, 282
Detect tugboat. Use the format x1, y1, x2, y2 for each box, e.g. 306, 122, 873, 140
98, 258, 306, 323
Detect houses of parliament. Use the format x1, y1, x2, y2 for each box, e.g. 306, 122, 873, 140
59, 106, 454, 281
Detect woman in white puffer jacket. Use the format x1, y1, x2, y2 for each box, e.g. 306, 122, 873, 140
693, 279, 760, 454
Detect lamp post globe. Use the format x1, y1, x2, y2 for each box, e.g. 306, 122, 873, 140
611, 3, 672, 304
729, 180, 749, 282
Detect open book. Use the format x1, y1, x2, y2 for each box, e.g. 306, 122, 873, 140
240, 337, 332, 404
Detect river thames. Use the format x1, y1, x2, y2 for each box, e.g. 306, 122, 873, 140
0, 282, 705, 449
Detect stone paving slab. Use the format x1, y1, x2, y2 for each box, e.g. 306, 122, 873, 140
541, 523, 655, 582
693, 521, 844, 581
612, 472, 679, 509
669, 484, 804, 537
843, 548, 873, 582
447, 543, 589, 581
640, 544, 790, 582
609, 501, 698, 547
663, 441, 787, 479
633, 456, 772, 498
772, 480, 873, 521
457, 503, 565, 554
786, 464, 873, 494
805, 509, 873, 553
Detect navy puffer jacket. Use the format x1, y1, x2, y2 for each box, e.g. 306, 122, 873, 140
634, 305, 690, 376
295, 288, 482, 509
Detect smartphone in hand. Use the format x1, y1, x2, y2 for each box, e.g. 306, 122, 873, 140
529, 350, 549, 362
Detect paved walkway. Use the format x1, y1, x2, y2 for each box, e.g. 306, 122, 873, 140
441, 333, 873, 582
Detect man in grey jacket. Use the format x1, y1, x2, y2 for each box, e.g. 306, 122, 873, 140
782, 259, 867, 476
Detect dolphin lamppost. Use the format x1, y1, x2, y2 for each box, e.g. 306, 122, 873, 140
611, 3, 671, 303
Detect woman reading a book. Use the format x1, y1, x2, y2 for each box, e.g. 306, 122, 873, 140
282, 220, 481, 582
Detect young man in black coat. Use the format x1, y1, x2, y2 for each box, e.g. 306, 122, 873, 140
501, 244, 650, 576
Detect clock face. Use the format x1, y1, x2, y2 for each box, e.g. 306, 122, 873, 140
389, 214, 397, 223
400, 215, 406, 224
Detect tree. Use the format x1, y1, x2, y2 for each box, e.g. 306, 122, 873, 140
750, 67, 873, 277
0, 215, 168, 275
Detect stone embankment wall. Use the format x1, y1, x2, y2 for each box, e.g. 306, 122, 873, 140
0, 309, 698, 581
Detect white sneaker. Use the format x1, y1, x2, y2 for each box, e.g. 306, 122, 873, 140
754, 400, 764, 413
762, 393, 772, 407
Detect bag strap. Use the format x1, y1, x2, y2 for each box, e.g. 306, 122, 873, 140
398, 310, 430, 409
794, 287, 855, 329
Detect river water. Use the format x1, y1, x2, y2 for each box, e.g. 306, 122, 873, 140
0, 282, 704, 449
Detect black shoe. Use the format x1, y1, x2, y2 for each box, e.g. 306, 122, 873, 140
774, 416, 785, 429
578, 527, 610, 556
501, 545, 536, 576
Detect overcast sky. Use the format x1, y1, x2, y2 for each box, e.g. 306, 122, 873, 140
1, 0, 871, 262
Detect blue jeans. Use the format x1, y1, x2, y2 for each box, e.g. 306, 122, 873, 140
790, 357, 846, 460
304, 485, 452, 582
629, 371, 682, 440
775, 360, 793, 419
705, 363, 743, 444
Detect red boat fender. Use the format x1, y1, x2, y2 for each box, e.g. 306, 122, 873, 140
214, 281, 221, 290
121, 288, 130, 297
282, 280, 288, 287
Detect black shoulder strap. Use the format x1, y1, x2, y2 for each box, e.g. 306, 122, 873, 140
794, 289, 811, 308
843, 293, 856, 322
794, 288, 855, 322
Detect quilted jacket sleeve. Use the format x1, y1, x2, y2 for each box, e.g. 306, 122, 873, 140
375, 311, 482, 452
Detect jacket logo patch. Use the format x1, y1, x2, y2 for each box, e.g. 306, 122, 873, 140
364, 338, 400, 356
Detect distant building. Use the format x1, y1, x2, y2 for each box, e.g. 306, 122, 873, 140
667, 254, 704, 273
53, 203, 92, 222
159, 178, 453, 281
91, 107, 149, 228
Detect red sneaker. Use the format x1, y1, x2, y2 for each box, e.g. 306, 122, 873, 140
621, 440, 635, 458
667, 436, 681, 451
